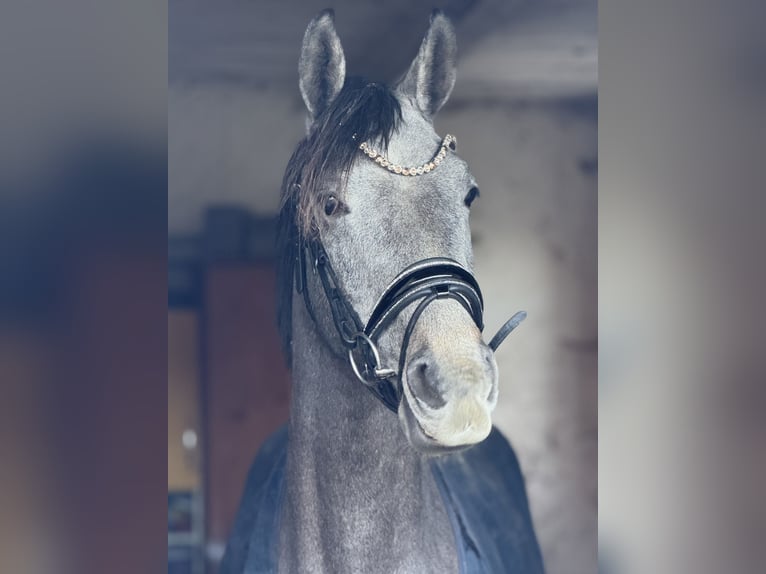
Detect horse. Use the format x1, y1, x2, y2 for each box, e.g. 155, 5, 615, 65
220, 10, 545, 574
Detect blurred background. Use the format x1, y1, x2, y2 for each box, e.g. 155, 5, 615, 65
599, 1, 766, 573
168, 1, 596, 574
1, 1, 167, 573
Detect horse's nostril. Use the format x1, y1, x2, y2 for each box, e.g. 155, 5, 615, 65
481, 346, 498, 402
407, 359, 447, 410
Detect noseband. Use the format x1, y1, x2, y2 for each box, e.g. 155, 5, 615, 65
292, 133, 526, 413
295, 238, 526, 413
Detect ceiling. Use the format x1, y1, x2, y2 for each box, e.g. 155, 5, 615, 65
170, 0, 597, 100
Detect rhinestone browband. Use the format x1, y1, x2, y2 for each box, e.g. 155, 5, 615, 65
358, 134, 456, 176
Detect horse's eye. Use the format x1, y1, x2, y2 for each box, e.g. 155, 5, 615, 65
464, 186, 480, 207
324, 195, 340, 216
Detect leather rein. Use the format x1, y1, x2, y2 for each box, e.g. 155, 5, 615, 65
294, 237, 527, 413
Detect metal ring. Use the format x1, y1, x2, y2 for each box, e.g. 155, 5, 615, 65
348, 333, 396, 385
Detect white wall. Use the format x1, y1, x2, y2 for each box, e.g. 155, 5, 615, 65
169, 84, 306, 232
169, 83, 597, 574
438, 103, 597, 574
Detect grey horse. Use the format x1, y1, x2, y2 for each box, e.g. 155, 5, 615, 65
221, 10, 544, 574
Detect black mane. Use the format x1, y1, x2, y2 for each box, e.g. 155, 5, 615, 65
276, 77, 402, 364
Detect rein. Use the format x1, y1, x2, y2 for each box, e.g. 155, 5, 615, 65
292, 135, 527, 413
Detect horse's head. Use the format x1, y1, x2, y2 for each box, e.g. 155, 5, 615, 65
279, 10, 505, 453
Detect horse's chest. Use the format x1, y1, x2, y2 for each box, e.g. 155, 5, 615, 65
220, 426, 545, 574
278, 476, 459, 574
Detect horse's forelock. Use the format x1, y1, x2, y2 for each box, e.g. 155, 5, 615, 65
276, 77, 402, 364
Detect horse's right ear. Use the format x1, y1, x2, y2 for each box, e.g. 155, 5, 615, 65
299, 10, 346, 123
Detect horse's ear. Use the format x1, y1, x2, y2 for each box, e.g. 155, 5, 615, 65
299, 9, 346, 122
397, 10, 457, 117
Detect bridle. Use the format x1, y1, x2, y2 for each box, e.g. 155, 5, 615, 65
292, 134, 527, 413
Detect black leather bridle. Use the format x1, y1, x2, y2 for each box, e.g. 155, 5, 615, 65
295, 236, 527, 413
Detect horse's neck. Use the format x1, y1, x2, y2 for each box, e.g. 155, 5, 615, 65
278, 302, 458, 574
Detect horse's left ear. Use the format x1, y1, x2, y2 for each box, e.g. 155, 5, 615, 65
397, 10, 457, 117
299, 9, 346, 123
